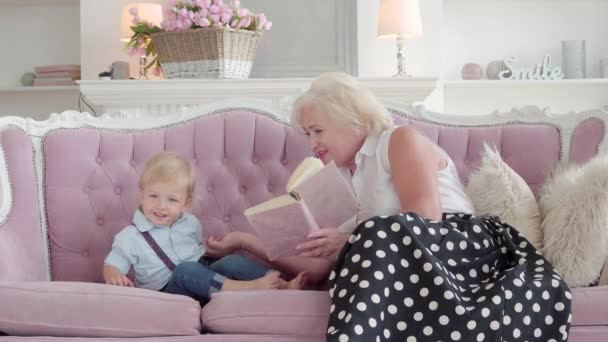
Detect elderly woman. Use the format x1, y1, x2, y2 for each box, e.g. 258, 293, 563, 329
207, 72, 571, 341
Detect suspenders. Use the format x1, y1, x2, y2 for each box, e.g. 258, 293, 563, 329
140, 231, 176, 271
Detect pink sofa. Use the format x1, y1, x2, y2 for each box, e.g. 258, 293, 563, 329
0, 106, 607, 341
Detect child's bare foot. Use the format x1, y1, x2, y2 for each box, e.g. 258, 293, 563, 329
221, 272, 281, 292
281, 272, 307, 290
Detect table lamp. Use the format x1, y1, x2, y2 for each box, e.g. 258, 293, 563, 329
120, 3, 163, 79
377, 0, 423, 78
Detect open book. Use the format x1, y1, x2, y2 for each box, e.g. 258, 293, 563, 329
244, 158, 359, 260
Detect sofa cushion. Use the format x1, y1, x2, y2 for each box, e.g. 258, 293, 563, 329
466, 145, 543, 249
0, 281, 201, 337
539, 156, 608, 287
201, 290, 330, 336
571, 286, 608, 326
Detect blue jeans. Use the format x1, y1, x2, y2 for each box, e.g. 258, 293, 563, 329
162, 254, 270, 303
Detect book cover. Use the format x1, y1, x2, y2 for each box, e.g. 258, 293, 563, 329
35, 72, 81, 79
32, 80, 77, 86
34, 65, 81, 73
244, 158, 359, 260
34, 76, 80, 82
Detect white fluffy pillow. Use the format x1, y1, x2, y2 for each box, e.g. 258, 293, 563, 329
539, 156, 608, 287
466, 145, 543, 249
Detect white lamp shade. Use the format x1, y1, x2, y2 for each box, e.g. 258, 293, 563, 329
120, 3, 163, 42
377, 0, 423, 39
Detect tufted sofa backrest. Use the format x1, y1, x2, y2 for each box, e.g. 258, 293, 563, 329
44, 111, 310, 282
42, 109, 603, 282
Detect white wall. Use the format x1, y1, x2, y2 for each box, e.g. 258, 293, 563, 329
442, 0, 608, 80
0, 1, 80, 87
357, 0, 443, 78
0, 89, 80, 119
80, 0, 166, 81
81, 0, 357, 80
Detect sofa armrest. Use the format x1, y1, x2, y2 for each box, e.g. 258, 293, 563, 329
0, 126, 47, 281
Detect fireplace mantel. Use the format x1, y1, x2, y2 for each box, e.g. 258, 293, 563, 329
78, 78, 440, 120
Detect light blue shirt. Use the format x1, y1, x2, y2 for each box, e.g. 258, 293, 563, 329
104, 210, 206, 290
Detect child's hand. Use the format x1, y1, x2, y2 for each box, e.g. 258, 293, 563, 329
205, 233, 242, 258
103, 264, 134, 287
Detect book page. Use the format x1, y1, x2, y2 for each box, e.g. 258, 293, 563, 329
286, 157, 324, 191
243, 193, 297, 217
292, 161, 359, 229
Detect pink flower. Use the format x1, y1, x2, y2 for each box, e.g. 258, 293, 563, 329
129, 7, 138, 16
209, 4, 220, 14
193, 13, 210, 27
210, 14, 220, 24
240, 17, 251, 29
201, 0, 211, 8
256, 14, 267, 30
163, 22, 175, 31
199, 17, 211, 27
178, 8, 189, 18
237, 8, 249, 17
177, 18, 192, 30
220, 12, 232, 24
230, 19, 240, 28
263, 21, 272, 30
221, 5, 232, 15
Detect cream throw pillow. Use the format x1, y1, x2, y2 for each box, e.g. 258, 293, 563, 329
539, 156, 608, 287
466, 145, 543, 249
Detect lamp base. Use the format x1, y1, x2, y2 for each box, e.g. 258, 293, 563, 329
138, 56, 149, 80
393, 37, 412, 79
393, 71, 413, 79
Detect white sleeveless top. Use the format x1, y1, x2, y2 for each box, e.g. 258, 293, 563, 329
338, 127, 475, 233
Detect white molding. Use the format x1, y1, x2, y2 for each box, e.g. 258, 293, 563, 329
442, 79, 608, 115
402, 104, 608, 162
0, 0, 77, 6
78, 78, 439, 120
442, 79, 608, 88
0, 86, 79, 93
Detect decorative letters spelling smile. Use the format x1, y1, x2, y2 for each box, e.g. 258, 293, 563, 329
499, 55, 564, 80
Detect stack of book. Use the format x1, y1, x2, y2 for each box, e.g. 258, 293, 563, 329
33, 65, 81, 86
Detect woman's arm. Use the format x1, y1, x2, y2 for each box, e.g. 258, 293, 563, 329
388, 126, 443, 221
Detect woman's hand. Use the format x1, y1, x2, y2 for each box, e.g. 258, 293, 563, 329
103, 265, 134, 287
295, 228, 349, 260
205, 232, 244, 258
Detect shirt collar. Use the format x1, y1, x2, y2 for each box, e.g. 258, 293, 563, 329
132, 209, 187, 232
357, 133, 379, 157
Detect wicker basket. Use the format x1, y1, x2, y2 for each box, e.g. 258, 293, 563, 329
151, 27, 262, 79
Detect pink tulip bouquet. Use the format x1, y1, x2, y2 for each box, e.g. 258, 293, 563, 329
125, 0, 272, 75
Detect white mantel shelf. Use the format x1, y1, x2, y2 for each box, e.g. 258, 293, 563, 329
442, 79, 608, 115
78, 78, 440, 119
78, 78, 608, 119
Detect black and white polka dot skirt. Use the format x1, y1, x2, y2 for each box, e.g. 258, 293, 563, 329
327, 213, 572, 342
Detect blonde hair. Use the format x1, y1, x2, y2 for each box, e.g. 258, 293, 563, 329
139, 152, 195, 199
291, 72, 394, 135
